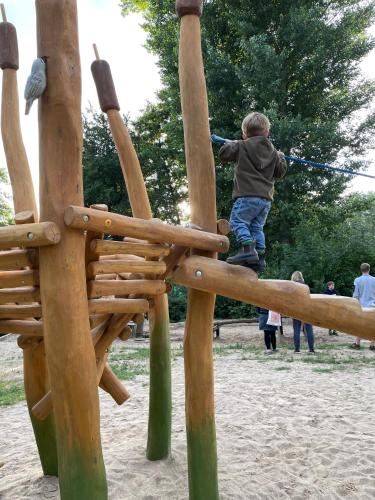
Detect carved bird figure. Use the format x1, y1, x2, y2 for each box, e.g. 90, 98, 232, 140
24, 57, 47, 115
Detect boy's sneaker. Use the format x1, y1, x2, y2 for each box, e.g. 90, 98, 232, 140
349, 343, 360, 350
307, 350, 315, 355
264, 349, 272, 355
272, 348, 278, 353
294, 350, 301, 354
226, 242, 259, 265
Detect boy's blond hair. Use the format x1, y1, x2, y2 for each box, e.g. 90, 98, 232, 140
291, 271, 304, 282
360, 263, 370, 273
242, 112, 270, 138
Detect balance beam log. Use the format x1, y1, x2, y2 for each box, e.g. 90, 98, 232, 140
0, 249, 38, 270
177, 0, 219, 497
172, 256, 375, 341
0, 222, 60, 250
99, 365, 130, 405
0, 303, 42, 319
87, 259, 166, 280
65, 206, 229, 253
0, 286, 40, 304
87, 279, 166, 298
0, 319, 43, 336
91, 239, 170, 258
88, 298, 149, 315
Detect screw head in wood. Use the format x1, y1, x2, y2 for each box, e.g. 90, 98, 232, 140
195, 270, 203, 278
83, 215, 89, 223
27, 232, 34, 240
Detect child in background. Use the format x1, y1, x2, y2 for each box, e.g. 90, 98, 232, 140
291, 271, 315, 354
323, 281, 339, 335
219, 112, 287, 269
257, 307, 279, 354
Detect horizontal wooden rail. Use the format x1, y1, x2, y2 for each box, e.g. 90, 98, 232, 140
0, 222, 60, 250
0, 319, 43, 336
0, 286, 40, 304
87, 260, 166, 280
0, 269, 39, 288
171, 256, 375, 341
0, 304, 42, 319
0, 249, 38, 270
91, 239, 170, 258
87, 279, 166, 298
64, 206, 229, 253
88, 298, 149, 315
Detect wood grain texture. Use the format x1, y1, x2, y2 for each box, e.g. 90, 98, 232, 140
0, 222, 60, 249
91, 239, 170, 258
0, 22, 18, 69
87, 279, 166, 298
87, 259, 166, 280
0, 269, 39, 288
36, 1, 107, 497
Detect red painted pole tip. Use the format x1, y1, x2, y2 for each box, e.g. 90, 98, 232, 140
176, 0, 203, 18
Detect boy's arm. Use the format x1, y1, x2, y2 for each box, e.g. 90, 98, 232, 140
218, 141, 239, 164
353, 279, 359, 300
273, 151, 287, 179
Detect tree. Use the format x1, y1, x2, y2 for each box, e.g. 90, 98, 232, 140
120, 0, 375, 251
0, 168, 13, 226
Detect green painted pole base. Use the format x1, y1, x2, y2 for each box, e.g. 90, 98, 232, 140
187, 420, 219, 500
147, 294, 172, 461
28, 412, 58, 476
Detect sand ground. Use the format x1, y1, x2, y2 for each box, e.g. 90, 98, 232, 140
1, 321, 375, 499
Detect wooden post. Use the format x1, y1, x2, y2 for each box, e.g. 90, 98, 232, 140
177, 1, 219, 498
36, 1, 107, 498
91, 52, 171, 461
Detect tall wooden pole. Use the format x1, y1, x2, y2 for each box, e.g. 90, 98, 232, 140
91, 51, 172, 461
177, 1, 219, 498
36, 1, 107, 498
0, 8, 56, 474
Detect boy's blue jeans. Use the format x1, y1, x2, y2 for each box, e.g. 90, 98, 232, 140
293, 319, 314, 351
230, 196, 271, 250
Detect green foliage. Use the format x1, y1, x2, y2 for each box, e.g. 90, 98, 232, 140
121, 0, 149, 15
0, 168, 13, 226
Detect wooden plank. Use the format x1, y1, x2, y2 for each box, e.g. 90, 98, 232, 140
0, 249, 36, 270
91, 239, 170, 258
65, 206, 229, 253
0, 319, 43, 336
0, 269, 39, 288
88, 298, 149, 315
0, 303, 42, 318
36, 0, 107, 496
0, 222, 60, 250
87, 279, 166, 298
86, 259, 166, 280
0, 286, 40, 304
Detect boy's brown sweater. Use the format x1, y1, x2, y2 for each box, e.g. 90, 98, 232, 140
219, 136, 287, 200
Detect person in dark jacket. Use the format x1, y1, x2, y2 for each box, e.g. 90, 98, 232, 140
257, 307, 278, 354
219, 112, 287, 269
323, 281, 339, 335
291, 271, 315, 354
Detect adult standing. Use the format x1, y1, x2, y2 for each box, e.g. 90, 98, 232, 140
291, 271, 315, 354
350, 263, 375, 350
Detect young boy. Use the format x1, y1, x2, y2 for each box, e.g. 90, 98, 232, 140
350, 263, 375, 350
219, 112, 287, 268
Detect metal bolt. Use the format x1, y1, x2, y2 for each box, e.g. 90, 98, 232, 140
195, 270, 203, 278
83, 215, 89, 223
27, 232, 34, 240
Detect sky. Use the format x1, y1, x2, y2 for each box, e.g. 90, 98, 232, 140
0, 0, 375, 209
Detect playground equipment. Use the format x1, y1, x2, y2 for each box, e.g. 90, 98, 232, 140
0, 1, 374, 499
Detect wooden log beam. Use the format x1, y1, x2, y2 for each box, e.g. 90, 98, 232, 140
36, 1, 107, 497
172, 256, 375, 341
0, 286, 40, 304
87, 259, 166, 280
177, 1, 219, 497
0, 222, 60, 250
0, 269, 39, 288
0, 319, 43, 336
88, 298, 149, 315
87, 279, 166, 298
0, 303, 42, 319
65, 206, 229, 253
0, 249, 38, 270
161, 244, 190, 279
99, 365, 130, 405
90, 239, 170, 258
85, 204, 108, 264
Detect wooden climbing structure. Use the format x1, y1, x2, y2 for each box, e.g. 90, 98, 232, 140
0, 1, 374, 499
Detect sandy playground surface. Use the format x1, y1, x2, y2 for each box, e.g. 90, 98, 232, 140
1, 320, 375, 499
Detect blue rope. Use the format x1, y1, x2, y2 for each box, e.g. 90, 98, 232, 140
210, 135, 375, 180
